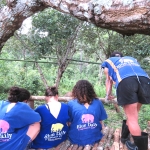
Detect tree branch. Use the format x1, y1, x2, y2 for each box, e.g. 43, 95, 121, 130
1, 0, 150, 51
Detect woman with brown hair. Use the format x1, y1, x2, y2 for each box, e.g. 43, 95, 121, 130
68, 80, 107, 147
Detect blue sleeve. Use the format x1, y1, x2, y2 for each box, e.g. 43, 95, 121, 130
62, 103, 70, 122
34, 106, 41, 112
67, 101, 73, 122
101, 61, 107, 68
13, 103, 41, 128
57, 103, 70, 123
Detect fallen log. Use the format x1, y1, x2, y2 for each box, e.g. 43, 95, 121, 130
30, 96, 117, 104
28, 96, 118, 110
97, 126, 110, 149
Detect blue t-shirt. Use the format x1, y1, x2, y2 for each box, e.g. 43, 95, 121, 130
101, 56, 149, 88
68, 99, 107, 146
0, 100, 41, 150
31, 103, 69, 149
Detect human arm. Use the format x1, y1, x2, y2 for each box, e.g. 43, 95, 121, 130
103, 67, 115, 100
97, 100, 107, 130
26, 122, 40, 140
100, 121, 105, 130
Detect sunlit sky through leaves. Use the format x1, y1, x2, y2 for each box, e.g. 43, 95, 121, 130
21, 17, 32, 34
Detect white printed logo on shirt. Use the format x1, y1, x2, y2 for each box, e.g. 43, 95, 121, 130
44, 123, 66, 141
0, 120, 12, 142
77, 114, 97, 130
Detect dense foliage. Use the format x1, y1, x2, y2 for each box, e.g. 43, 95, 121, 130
0, 9, 150, 129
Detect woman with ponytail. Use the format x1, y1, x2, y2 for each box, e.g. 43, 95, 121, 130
31, 86, 69, 150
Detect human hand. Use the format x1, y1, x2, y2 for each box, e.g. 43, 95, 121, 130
105, 95, 115, 101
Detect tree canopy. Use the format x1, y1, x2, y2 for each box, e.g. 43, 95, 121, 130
0, 0, 150, 51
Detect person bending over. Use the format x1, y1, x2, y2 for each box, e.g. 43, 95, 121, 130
31, 86, 69, 150
0, 86, 41, 150
68, 80, 107, 147
102, 51, 150, 150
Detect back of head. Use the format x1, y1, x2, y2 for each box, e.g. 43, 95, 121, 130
72, 80, 97, 104
110, 51, 123, 57
45, 86, 58, 96
8, 86, 30, 103
19, 88, 31, 102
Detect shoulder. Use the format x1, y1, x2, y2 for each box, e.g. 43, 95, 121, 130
0, 100, 9, 110
61, 102, 69, 110
124, 56, 132, 58
35, 104, 46, 111
68, 99, 79, 109
17, 102, 38, 112
123, 56, 135, 60
101, 60, 107, 68
92, 98, 103, 105
92, 98, 100, 103
17, 102, 30, 108
0, 100, 9, 105
101, 58, 115, 68
15, 103, 41, 120
61, 102, 68, 107
68, 99, 77, 105
122, 56, 138, 63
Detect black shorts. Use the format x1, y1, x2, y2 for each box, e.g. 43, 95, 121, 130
117, 76, 150, 106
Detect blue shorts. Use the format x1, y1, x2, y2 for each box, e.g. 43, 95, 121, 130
117, 76, 150, 106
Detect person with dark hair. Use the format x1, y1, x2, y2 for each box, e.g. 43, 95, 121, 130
0, 86, 41, 150
68, 80, 107, 147
110, 51, 123, 57
16, 87, 31, 103
31, 86, 69, 149
102, 51, 150, 150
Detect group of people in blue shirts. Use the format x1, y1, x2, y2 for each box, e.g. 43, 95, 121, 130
0, 51, 150, 150
0, 80, 107, 150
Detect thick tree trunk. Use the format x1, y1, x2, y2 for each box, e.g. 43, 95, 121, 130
55, 23, 81, 88
1, 0, 150, 51
0, 0, 46, 50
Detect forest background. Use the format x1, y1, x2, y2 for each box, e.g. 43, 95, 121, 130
0, 3, 150, 129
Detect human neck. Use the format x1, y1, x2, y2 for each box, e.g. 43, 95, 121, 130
84, 102, 89, 109
47, 96, 58, 103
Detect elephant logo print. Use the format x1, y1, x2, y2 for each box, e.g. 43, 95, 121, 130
0, 120, 10, 133
51, 123, 64, 132
81, 114, 94, 123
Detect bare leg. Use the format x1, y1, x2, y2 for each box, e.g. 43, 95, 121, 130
26, 122, 40, 140
137, 103, 142, 112
123, 103, 141, 136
